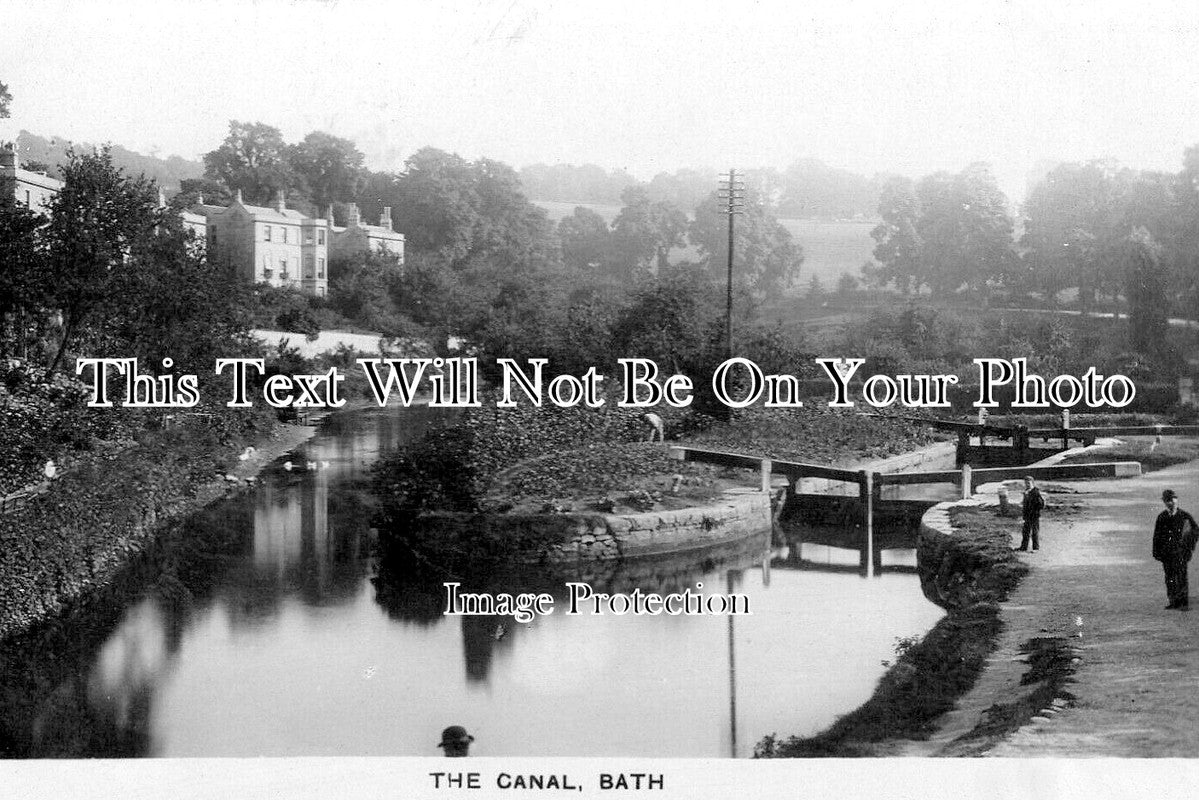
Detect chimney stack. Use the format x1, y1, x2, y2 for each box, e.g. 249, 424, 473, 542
0, 142, 16, 170
381, 206, 393, 231
326, 206, 335, 227
276, 189, 286, 213
235, 188, 244, 205
347, 203, 361, 228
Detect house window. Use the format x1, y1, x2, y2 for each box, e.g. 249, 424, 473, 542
280, 258, 289, 278
305, 229, 314, 244
264, 225, 272, 241
318, 229, 325, 245
24, 190, 31, 206
283, 227, 289, 244
304, 254, 314, 277
318, 258, 325, 279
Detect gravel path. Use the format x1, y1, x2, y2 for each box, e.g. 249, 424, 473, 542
908, 459, 1199, 757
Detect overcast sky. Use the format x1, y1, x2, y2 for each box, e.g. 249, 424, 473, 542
3, 0, 1199, 202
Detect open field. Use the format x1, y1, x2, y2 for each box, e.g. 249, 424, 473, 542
533, 200, 877, 292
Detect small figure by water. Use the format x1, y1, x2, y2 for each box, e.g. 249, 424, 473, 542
644, 412, 664, 443
1153, 489, 1198, 610
438, 725, 474, 757
1015, 476, 1044, 552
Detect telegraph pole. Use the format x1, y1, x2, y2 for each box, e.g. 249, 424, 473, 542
718, 169, 744, 360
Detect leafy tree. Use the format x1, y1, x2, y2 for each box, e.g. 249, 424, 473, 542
777, 158, 882, 219
1021, 161, 1118, 305
0, 197, 48, 359
98, 215, 253, 372
689, 187, 804, 294
288, 131, 366, 212
610, 186, 687, 278
558, 206, 612, 271
866, 177, 923, 293
173, 177, 234, 210
327, 250, 413, 337
1123, 226, 1168, 356
645, 168, 720, 211
915, 163, 1015, 297
517, 163, 636, 204
375, 149, 566, 370
611, 275, 725, 376
42, 148, 161, 373
203, 121, 296, 206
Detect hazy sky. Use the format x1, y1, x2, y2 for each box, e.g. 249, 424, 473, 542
3, 0, 1199, 201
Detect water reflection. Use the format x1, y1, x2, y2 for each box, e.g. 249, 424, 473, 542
0, 407, 944, 758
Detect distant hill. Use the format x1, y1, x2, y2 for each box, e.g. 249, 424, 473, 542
15, 130, 203, 189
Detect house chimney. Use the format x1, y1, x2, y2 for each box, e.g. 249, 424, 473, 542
326, 206, 335, 227
235, 188, 244, 205
276, 189, 286, 213
0, 143, 16, 170
347, 203, 361, 228
197, 193, 204, 205
381, 206, 393, 231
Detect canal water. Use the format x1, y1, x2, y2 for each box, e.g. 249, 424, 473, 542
0, 407, 944, 758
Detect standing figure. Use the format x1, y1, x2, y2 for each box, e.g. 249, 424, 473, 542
1015, 476, 1044, 552
1153, 489, 1198, 610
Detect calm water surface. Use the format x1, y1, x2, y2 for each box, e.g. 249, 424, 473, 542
0, 407, 944, 758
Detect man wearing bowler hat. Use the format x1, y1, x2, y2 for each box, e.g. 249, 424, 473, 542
438, 725, 474, 757
1153, 489, 1199, 609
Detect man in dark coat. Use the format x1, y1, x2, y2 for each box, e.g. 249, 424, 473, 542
1016, 476, 1045, 551
1153, 489, 1199, 610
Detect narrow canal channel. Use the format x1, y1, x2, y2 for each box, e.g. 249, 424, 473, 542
0, 407, 944, 758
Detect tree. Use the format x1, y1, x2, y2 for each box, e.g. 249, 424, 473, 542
1123, 226, 1168, 357
1021, 161, 1117, 305
288, 131, 365, 211
867, 177, 923, 293
43, 148, 160, 373
0, 80, 10, 119
99, 215, 252, 373
610, 186, 687, 278
689, 187, 803, 294
173, 177, 234, 210
374, 148, 567, 371
327, 250, 412, 337
0, 196, 48, 359
915, 164, 1016, 297
203, 121, 296, 206
558, 206, 612, 271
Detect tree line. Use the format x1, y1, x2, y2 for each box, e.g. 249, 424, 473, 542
865, 154, 1199, 363
518, 159, 888, 220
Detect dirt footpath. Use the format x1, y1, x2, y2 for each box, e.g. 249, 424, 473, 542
907, 460, 1199, 756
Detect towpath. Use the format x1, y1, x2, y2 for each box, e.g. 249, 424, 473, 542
907, 457, 1199, 756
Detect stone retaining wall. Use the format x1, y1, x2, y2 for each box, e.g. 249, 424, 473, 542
417, 488, 772, 564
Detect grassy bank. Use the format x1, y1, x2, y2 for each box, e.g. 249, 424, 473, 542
0, 413, 280, 642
